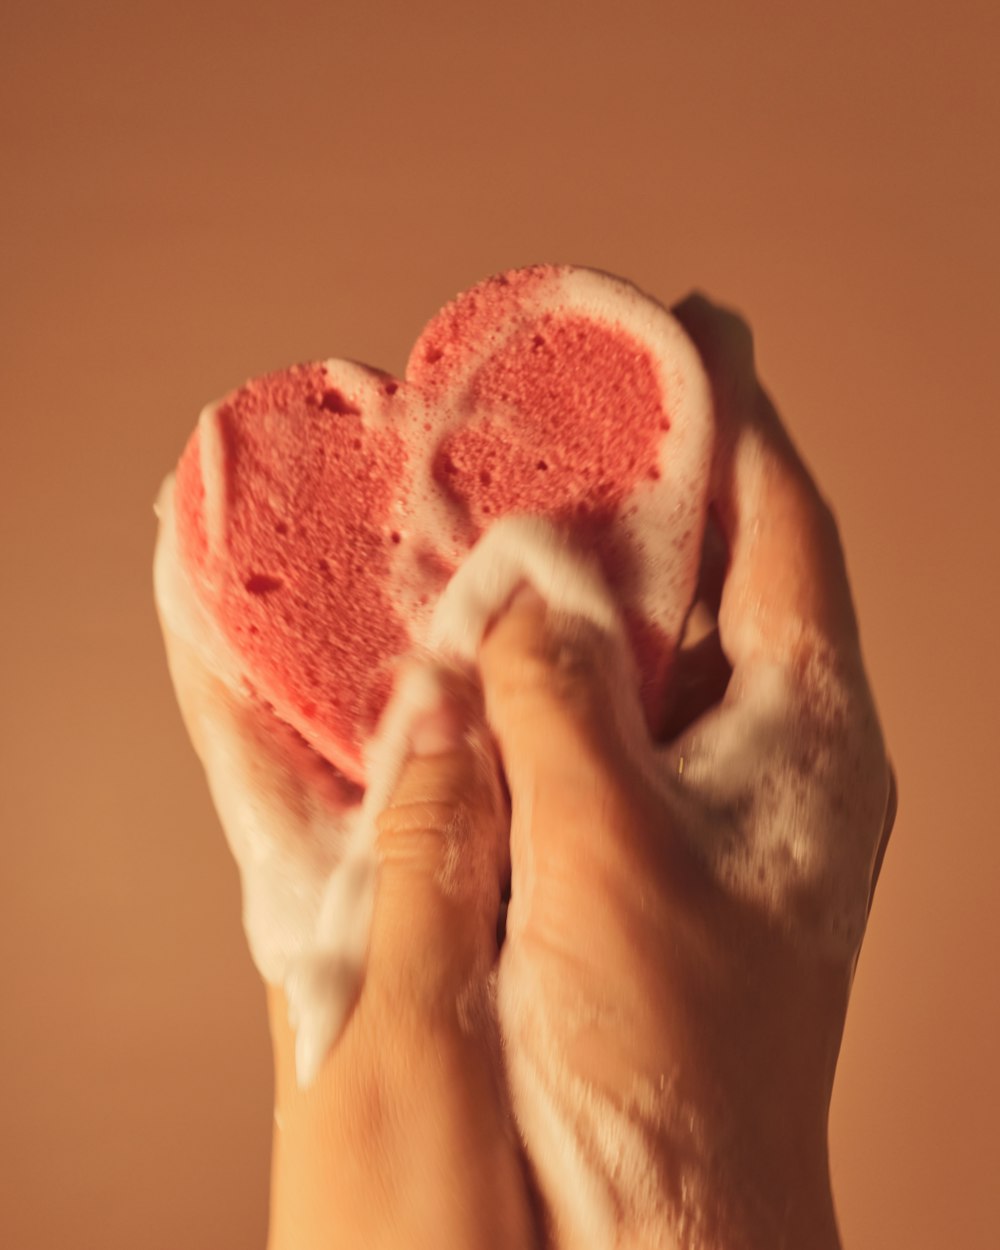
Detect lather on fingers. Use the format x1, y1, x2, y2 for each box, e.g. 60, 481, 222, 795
367, 663, 510, 1013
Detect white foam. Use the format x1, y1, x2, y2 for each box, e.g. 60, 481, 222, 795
662, 634, 889, 954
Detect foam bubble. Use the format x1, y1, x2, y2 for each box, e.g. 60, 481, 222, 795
661, 631, 888, 954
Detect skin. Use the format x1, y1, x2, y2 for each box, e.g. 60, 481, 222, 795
159, 295, 896, 1250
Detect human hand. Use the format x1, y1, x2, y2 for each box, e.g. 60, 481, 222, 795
474, 295, 896, 1248
158, 623, 542, 1250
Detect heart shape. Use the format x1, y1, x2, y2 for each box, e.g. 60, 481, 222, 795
172, 265, 713, 784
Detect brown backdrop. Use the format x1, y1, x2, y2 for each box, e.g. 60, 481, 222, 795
3, 2, 997, 1246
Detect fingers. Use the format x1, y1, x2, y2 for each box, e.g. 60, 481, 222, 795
478, 583, 634, 791
366, 664, 510, 1013
673, 294, 862, 673
476, 583, 655, 930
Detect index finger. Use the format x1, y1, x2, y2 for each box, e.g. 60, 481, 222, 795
673, 295, 862, 675
670, 297, 893, 956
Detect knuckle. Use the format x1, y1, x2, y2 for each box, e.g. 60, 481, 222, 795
376, 797, 459, 843
491, 642, 606, 737
375, 801, 459, 869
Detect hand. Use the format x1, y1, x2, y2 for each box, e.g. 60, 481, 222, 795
474, 295, 896, 1248
159, 624, 542, 1250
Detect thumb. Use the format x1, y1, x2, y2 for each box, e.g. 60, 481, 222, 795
476, 583, 657, 932
477, 583, 645, 794
366, 663, 510, 1013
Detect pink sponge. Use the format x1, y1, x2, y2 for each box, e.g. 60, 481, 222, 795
172, 265, 714, 784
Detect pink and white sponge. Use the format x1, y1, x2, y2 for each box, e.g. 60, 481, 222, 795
155, 265, 715, 1083
171, 265, 713, 778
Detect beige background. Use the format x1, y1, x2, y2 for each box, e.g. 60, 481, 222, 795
2, 1, 997, 1246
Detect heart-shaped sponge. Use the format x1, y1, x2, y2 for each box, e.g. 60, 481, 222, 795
172, 265, 714, 784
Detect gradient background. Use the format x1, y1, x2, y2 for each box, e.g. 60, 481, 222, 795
3, 2, 997, 1246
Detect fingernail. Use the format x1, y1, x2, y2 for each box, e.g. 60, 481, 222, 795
410, 699, 465, 756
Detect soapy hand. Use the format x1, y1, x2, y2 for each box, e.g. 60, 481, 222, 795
159, 628, 541, 1250
471, 296, 895, 1249
157, 294, 895, 1250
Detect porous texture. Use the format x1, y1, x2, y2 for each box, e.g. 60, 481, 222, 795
172, 265, 714, 785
